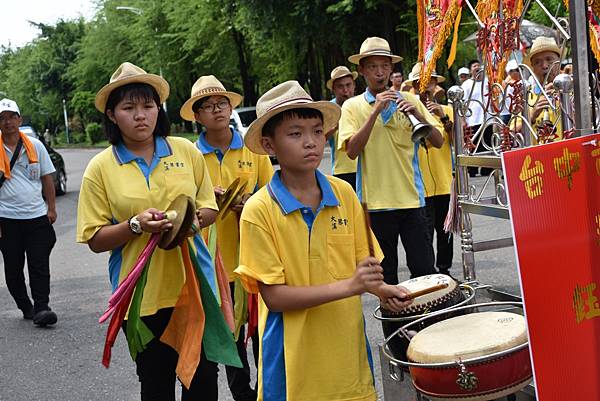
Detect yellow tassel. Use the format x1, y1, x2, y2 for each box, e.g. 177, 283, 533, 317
420, 0, 461, 92
591, 27, 600, 65
418, 0, 425, 61
447, 6, 463, 67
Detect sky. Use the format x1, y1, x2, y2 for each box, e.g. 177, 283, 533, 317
1, 0, 97, 48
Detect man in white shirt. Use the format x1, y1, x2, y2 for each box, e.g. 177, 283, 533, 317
0, 99, 58, 326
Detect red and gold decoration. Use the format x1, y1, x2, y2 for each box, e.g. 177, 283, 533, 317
503, 134, 600, 400
475, 0, 523, 85
564, 0, 600, 64
417, 0, 464, 92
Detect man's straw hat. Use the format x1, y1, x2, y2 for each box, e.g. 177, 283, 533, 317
403, 62, 446, 87
244, 81, 341, 155
326, 66, 358, 90
180, 75, 243, 121
348, 37, 403, 65
95, 62, 169, 113
527, 36, 561, 62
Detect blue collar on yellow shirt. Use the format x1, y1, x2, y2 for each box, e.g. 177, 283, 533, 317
267, 170, 339, 216
196, 128, 243, 162
364, 88, 398, 124
112, 136, 172, 165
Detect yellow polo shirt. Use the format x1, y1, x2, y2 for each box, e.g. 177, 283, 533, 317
328, 98, 358, 175
338, 90, 443, 210
418, 105, 454, 197
235, 171, 382, 401
529, 91, 563, 144
197, 130, 273, 281
77, 136, 218, 317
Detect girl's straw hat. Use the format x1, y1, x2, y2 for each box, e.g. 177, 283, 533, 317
95, 62, 169, 113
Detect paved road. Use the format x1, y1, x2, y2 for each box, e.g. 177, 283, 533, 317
0, 147, 520, 401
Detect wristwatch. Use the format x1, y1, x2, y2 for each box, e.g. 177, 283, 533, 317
128, 215, 143, 235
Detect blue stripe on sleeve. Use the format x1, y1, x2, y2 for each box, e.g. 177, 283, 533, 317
262, 311, 286, 401
108, 245, 123, 293
412, 142, 425, 207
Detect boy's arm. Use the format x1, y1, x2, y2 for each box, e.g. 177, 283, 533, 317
258, 257, 411, 312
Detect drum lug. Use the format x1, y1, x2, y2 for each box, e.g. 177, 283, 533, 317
456, 358, 479, 391
389, 360, 404, 382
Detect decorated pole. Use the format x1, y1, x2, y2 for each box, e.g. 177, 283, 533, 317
569, 0, 594, 136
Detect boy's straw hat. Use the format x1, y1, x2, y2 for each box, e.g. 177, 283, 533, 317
95, 62, 169, 113
326, 66, 358, 90
180, 75, 243, 121
402, 62, 446, 87
527, 36, 561, 63
244, 80, 341, 155
348, 37, 403, 65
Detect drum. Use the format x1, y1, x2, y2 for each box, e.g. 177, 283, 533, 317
406, 311, 532, 401
379, 274, 472, 362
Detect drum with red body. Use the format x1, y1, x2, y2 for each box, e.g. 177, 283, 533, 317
404, 311, 532, 401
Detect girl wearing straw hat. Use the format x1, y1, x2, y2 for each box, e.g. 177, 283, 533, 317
235, 80, 411, 401
77, 62, 240, 400
181, 75, 273, 401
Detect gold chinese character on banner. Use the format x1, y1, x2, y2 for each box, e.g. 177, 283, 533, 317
596, 214, 600, 246
553, 148, 580, 190
592, 148, 600, 176
573, 282, 600, 324
519, 155, 544, 199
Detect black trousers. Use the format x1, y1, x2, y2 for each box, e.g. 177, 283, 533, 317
124, 308, 218, 401
369, 208, 436, 355
225, 282, 259, 401
0, 216, 56, 313
424, 195, 453, 271
334, 172, 356, 191
369, 208, 436, 284
467, 124, 494, 176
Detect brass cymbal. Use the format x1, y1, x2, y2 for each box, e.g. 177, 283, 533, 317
158, 194, 196, 250
217, 177, 248, 220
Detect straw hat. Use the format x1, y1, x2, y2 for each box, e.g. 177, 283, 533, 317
244, 81, 341, 155
527, 36, 561, 62
95, 62, 169, 113
348, 37, 403, 65
326, 66, 358, 90
180, 75, 243, 121
403, 62, 446, 87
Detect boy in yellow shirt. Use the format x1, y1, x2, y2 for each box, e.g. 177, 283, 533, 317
180, 75, 273, 401
235, 80, 411, 401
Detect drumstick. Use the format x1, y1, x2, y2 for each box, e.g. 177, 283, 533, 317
401, 283, 449, 301
361, 202, 375, 257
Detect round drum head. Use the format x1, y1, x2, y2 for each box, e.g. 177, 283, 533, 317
397, 274, 458, 313
217, 177, 248, 220
407, 311, 528, 364
158, 194, 196, 250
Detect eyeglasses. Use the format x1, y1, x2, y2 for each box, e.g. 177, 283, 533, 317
363, 62, 392, 72
198, 100, 230, 113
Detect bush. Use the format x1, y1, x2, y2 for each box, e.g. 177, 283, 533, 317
86, 123, 104, 145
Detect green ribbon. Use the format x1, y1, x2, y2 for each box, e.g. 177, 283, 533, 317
188, 242, 242, 368
125, 259, 155, 360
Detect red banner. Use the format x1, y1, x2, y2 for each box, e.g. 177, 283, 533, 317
503, 134, 600, 400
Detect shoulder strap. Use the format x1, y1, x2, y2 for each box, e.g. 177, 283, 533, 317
0, 139, 24, 189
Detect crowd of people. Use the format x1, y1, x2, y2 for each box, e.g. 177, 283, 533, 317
0, 31, 572, 401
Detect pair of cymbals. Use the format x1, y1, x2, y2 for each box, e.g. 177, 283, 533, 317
158, 194, 196, 250
217, 177, 248, 220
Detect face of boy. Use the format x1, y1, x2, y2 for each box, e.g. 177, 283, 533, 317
332, 76, 356, 105
261, 116, 325, 173
359, 55, 393, 92
194, 95, 232, 132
